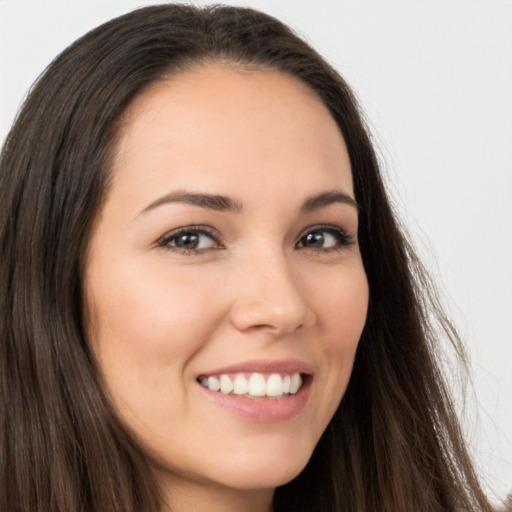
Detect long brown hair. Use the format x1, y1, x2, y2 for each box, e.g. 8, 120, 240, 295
0, 4, 492, 511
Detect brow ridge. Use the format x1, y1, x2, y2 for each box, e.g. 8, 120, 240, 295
140, 188, 358, 216
141, 191, 244, 215
300, 190, 359, 212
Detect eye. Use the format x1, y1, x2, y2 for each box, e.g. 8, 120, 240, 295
158, 226, 220, 254
296, 226, 353, 251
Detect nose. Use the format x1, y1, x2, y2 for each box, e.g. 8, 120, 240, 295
229, 249, 316, 337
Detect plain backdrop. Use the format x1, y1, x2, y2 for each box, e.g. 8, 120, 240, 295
1, 0, 511, 504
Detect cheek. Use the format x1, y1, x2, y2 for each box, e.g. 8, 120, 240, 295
315, 264, 369, 355
84, 260, 225, 390
83, 260, 229, 440
310, 263, 368, 412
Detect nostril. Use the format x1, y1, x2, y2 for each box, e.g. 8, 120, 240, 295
229, 295, 314, 335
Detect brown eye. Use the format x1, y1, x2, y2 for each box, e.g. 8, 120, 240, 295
159, 227, 219, 253
301, 231, 330, 248
172, 232, 203, 249
297, 227, 352, 250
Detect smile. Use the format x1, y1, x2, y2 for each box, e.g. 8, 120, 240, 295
198, 372, 303, 398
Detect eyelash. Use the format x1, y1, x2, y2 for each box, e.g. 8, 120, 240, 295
296, 225, 354, 253
157, 225, 220, 256
157, 224, 354, 256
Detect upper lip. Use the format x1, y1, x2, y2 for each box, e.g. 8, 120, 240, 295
198, 358, 315, 376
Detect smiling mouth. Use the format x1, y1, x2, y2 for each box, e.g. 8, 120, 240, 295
197, 372, 303, 399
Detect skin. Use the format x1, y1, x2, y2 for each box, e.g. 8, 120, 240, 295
83, 63, 369, 512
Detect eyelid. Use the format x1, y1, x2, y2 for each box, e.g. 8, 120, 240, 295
157, 225, 222, 250
296, 224, 355, 249
156, 223, 355, 255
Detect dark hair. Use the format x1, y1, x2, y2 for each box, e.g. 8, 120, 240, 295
0, 4, 492, 511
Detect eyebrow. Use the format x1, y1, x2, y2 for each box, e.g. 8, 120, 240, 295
300, 190, 358, 213
139, 189, 358, 216
140, 191, 244, 215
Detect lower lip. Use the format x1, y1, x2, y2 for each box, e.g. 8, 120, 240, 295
198, 377, 311, 422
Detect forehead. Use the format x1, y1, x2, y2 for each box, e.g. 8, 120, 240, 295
109, 63, 353, 208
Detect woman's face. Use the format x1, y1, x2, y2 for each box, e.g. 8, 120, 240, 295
83, 64, 368, 503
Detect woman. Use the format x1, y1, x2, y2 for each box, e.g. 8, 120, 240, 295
0, 4, 493, 511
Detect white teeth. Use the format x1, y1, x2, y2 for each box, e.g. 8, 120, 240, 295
200, 372, 303, 397
283, 375, 291, 394
266, 374, 283, 396
248, 373, 266, 396
233, 375, 249, 395
207, 376, 220, 392
290, 373, 302, 394
220, 374, 233, 394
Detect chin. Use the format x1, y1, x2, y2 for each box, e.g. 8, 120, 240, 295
208, 440, 314, 491
152, 437, 315, 494
211, 465, 307, 492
